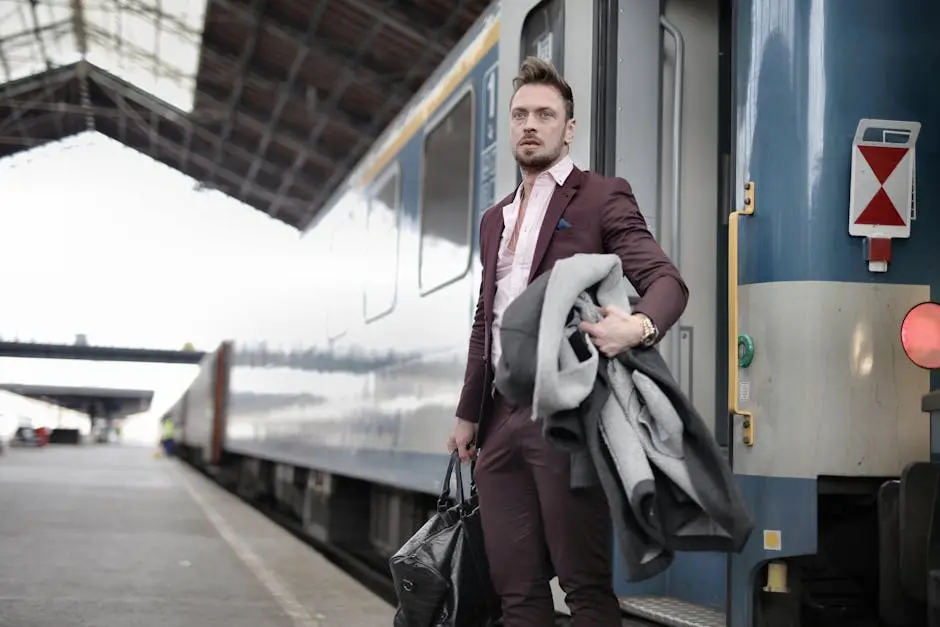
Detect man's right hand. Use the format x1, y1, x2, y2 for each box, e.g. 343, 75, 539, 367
446, 418, 478, 463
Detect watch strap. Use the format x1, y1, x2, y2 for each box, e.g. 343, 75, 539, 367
637, 314, 658, 347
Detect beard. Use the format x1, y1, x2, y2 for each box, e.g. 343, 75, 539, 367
513, 140, 563, 172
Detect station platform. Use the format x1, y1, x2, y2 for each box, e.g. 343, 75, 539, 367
0, 444, 394, 627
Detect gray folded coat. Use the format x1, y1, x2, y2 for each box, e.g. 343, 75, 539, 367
493, 253, 754, 582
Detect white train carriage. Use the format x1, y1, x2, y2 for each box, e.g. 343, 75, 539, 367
174, 1, 940, 625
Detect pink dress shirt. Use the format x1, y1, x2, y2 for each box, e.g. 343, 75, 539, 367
490, 155, 575, 370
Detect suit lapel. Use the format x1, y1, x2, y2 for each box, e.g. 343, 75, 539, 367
527, 167, 583, 284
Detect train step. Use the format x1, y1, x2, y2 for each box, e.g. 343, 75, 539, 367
619, 596, 726, 627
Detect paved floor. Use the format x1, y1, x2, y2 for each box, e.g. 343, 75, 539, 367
0, 444, 394, 627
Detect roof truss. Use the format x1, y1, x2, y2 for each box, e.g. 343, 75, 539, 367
0, 0, 491, 229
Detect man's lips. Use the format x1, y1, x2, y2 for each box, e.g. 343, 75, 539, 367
519, 139, 541, 147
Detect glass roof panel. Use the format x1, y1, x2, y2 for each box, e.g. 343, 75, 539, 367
0, 0, 207, 113
0, 0, 80, 81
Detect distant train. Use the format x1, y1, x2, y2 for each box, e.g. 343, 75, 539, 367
168, 1, 940, 625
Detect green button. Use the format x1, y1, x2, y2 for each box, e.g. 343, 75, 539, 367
738, 334, 755, 368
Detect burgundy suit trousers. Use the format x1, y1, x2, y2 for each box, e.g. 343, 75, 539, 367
474, 394, 622, 626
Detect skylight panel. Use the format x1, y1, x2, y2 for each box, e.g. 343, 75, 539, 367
82, 0, 207, 112
0, 0, 207, 113
0, 0, 80, 83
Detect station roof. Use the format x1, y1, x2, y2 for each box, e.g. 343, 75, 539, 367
0, 340, 206, 364
0, 383, 153, 419
0, 0, 490, 230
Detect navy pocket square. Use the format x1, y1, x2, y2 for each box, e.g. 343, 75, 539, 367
556, 218, 572, 231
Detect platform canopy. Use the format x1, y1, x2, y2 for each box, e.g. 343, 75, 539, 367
0, 382, 153, 419
0, 0, 489, 230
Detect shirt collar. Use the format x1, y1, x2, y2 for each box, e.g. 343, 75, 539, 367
511, 155, 575, 203
543, 154, 574, 186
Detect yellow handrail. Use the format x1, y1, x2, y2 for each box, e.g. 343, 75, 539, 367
729, 181, 755, 446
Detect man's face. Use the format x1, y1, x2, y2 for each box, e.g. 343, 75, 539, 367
509, 83, 575, 171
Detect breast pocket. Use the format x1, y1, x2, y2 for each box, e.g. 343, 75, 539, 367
548, 227, 588, 261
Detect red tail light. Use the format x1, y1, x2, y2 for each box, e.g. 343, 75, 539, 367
900, 301, 940, 369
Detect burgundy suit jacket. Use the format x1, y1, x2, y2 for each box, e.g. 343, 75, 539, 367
455, 165, 689, 439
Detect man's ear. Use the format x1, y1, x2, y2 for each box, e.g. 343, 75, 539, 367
565, 118, 576, 145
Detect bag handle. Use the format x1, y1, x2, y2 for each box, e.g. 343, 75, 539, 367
438, 451, 473, 511
469, 457, 478, 496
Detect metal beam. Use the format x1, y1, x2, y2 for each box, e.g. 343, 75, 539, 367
195, 80, 338, 174
195, 40, 373, 139
210, 0, 412, 108
25, 0, 56, 74
2, 98, 226, 126
68, 0, 93, 132
195, 42, 374, 149
110, 0, 202, 39
266, 3, 395, 216
104, 85, 305, 212
0, 109, 87, 146
82, 24, 192, 84
0, 132, 70, 148
205, 0, 267, 187
1, 99, 129, 119
87, 63, 332, 182
0, 66, 76, 135
0, 341, 206, 364
342, 0, 448, 56
0, 17, 74, 141
235, 0, 332, 197
0, 62, 76, 100
0, 17, 73, 55
89, 69, 321, 195
303, 0, 477, 227
69, 0, 89, 55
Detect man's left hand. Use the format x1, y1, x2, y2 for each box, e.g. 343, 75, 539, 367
579, 305, 646, 357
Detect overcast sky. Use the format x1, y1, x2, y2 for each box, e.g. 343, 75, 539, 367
0, 131, 304, 424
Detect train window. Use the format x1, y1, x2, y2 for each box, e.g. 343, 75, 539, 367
419, 89, 474, 294
520, 0, 565, 71
364, 166, 401, 321
325, 199, 366, 341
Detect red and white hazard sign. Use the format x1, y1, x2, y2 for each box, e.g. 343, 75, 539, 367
848, 119, 920, 272
849, 119, 920, 239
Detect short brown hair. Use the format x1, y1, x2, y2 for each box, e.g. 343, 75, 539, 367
511, 56, 574, 120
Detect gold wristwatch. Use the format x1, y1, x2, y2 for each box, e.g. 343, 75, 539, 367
635, 313, 658, 348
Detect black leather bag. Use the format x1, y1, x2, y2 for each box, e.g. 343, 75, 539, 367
389, 452, 502, 627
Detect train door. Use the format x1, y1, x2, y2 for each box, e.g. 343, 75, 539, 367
599, 0, 727, 442
603, 0, 734, 621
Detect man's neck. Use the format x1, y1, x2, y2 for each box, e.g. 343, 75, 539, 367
520, 152, 569, 195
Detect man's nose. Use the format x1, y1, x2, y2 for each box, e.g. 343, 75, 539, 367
520, 111, 540, 128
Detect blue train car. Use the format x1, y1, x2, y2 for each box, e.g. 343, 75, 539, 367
173, 0, 940, 625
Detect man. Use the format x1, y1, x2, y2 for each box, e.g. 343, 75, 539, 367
160, 416, 176, 457
447, 57, 688, 626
